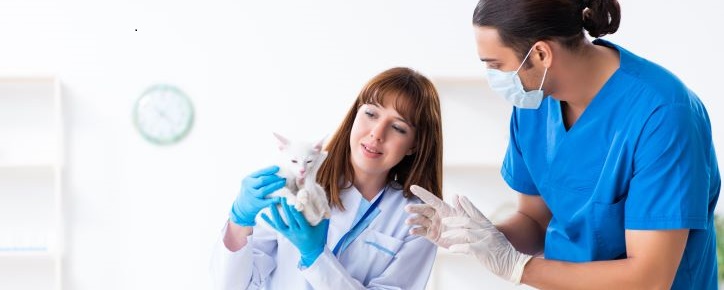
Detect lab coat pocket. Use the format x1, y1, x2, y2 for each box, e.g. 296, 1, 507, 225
364, 230, 403, 257
592, 198, 627, 260
359, 230, 403, 279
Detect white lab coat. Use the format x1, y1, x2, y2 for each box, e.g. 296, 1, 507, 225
211, 185, 437, 290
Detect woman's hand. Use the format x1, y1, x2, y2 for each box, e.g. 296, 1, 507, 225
229, 166, 286, 226
262, 199, 330, 267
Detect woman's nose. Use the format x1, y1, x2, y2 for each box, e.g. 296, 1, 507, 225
370, 122, 385, 142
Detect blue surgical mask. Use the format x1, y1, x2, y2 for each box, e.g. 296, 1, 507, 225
486, 46, 548, 109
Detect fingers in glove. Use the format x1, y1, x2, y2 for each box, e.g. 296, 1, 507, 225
262, 203, 288, 232
441, 228, 486, 244
409, 226, 429, 236
261, 213, 276, 231
258, 196, 282, 208
255, 179, 287, 198
405, 214, 433, 228
453, 194, 465, 215
249, 174, 285, 189
281, 199, 300, 230
410, 185, 445, 209
458, 195, 489, 222
405, 204, 436, 218
442, 216, 482, 229
249, 165, 280, 178
289, 202, 311, 230
448, 243, 475, 255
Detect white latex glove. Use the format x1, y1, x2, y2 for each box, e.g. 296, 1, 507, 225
442, 195, 532, 285
404, 185, 467, 248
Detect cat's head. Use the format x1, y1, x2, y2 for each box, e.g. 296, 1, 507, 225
273, 132, 324, 179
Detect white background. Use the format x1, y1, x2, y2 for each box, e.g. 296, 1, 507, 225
1, 0, 722, 289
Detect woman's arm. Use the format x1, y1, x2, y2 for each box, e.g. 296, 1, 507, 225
223, 221, 253, 251
523, 229, 688, 289
211, 220, 279, 290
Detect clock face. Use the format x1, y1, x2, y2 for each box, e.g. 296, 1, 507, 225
133, 84, 194, 145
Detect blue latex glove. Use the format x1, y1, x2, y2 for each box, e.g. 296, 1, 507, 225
262, 198, 330, 267
229, 166, 286, 226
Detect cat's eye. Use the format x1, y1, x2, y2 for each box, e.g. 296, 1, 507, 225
306, 160, 312, 164
291, 160, 298, 163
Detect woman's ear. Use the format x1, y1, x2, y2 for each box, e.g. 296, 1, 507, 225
406, 147, 416, 156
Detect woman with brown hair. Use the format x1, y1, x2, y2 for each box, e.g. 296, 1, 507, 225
406, 0, 719, 289
212, 67, 443, 289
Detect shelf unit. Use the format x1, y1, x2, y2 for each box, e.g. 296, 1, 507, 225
0, 76, 63, 290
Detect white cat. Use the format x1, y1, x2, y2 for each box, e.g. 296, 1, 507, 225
268, 132, 332, 226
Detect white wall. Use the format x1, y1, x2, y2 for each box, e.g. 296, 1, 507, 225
0, 0, 722, 289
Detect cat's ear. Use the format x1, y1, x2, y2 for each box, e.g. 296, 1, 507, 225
313, 136, 327, 153
273, 132, 290, 150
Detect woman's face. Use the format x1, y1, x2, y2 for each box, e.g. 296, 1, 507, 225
349, 97, 416, 178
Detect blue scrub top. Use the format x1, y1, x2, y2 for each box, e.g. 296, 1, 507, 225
502, 39, 720, 289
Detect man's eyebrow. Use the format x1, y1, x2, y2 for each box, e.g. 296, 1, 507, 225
480, 58, 498, 63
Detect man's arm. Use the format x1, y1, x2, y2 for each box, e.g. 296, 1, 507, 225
522, 229, 688, 289
496, 193, 551, 255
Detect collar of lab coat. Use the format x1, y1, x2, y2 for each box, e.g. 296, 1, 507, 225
327, 186, 363, 248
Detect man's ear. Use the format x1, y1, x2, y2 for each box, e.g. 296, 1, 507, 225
532, 40, 553, 68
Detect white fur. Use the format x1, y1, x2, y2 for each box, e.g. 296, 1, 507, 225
269, 133, 332, 226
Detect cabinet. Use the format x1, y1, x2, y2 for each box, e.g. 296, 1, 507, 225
0, 76, 63, 290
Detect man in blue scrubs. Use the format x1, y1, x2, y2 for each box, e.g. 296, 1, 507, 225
405, 0, 720, 289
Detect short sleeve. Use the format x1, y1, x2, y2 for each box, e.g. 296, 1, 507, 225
501, 108, 540, 195
625, 104, 712, 230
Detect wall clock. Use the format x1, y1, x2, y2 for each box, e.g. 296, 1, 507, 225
133, 84, 194, 145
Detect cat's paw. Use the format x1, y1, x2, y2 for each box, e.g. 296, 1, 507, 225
294, 202, 305, 211
297, 189, 309, 205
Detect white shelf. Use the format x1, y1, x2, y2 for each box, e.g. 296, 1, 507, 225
0, 76, 62, 290
0, 76, 61, 166
0, 166, 57, 248
0, 253, 57, 290
0, 250, 55, 258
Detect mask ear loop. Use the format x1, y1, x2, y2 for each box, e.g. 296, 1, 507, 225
538, 67, 548, 91
514, 46, 536, 74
